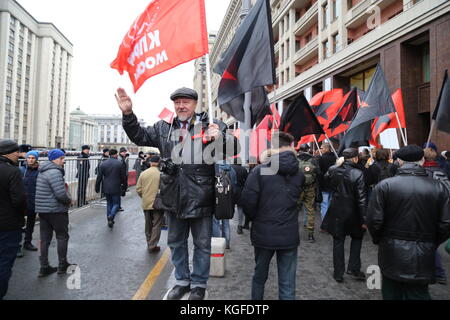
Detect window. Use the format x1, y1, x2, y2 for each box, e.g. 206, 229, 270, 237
8, 55, 13, 66
333, 33, 341, 53
8, 42, 14, 52
350, 67, 376, 91
323, 40, 330, 58
306, 32, 312, 43
422, 45, 430, 83
332, 0, 341, 21
322, 2, 330, 29
6, 82, 12, 92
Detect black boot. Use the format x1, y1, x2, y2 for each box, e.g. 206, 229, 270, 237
23, 242, 38, 251
58, 261, 77, 275
39, 266, 58, 277
307, 233, 315, 243
167, 285, 190, 300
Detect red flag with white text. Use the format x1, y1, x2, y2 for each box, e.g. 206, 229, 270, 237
111, 0, 209, 92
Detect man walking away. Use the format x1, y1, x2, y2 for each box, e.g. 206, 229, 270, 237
77, 145, 91, 207
232, 162, 248, 235
136, 156, 164, 253
240, 132, 305, 300
134, 151, 146, 182
321, 148, 368, 283
95, 149, 125, 228
318, 143, 336, 222
367, 145, 450, 300
297, 144, 320, 243
20, 150, 40, 252
35, 149, 74, 277
0, 140, 27, 300
118, 147, 128, 211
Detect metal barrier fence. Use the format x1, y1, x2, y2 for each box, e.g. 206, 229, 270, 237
19, 156, 139, 211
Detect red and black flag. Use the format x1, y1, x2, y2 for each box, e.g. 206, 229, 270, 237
280, 95, 325, 142
327, 87, 360, 137
213, 0, 275, 127
309, 89, 344, 127
432, 70, 450, 134
369, 89, 406, 147
341, 64, 395, 148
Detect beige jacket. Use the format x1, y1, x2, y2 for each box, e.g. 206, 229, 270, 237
136, 167, 160, 210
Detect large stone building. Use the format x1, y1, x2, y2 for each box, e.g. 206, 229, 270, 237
90, 114, 146, 153
0, 0, 73, 148
209, 0, 450, 150
68, 107, 98, 151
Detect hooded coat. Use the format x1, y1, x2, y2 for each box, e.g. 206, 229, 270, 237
239, 150, 305, 250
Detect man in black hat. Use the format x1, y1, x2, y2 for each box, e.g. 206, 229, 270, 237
367, 145, 450, 300
118, 147, 128, 211
321, 148, 368, 283
18, 144, 32, 168
115, 87, 238, 300
76, 145, 91, 207
0, 139, 27, 299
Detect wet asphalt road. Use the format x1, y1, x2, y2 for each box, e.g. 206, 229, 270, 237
5, 188, 450, 300
6, 189, 171, 300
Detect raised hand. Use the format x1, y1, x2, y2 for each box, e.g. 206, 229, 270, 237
115, 88, 133, 115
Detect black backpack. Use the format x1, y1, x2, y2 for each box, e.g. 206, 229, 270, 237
214, 166, 235, 220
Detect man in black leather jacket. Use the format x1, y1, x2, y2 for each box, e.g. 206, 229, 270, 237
116, 87, 238, 300
321, 148, 368, 283
367, 145, 450, 300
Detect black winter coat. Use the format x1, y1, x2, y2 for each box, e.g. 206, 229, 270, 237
367, 164, 450, 284
20, 164, 39, 213
123, 112, 239, 219
96, 158, 126, 196
77, 152, 90, 180
321, 161, 367, 238
239, 151, 305, 250
366, 160, 397, 186
231, 164, 248, 205
318, 152, 337, 192
0, 156, 27, 231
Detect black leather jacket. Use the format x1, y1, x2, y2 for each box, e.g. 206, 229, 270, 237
367, 163, 450, 284
123, 112, 239, 219
321, 161, 367, 238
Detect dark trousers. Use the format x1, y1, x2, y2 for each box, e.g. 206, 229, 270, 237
333, 235, 363, 278
77, 177, 88, 207
105, 194, 121, 220
252, 247, 298, 300
0, 231, 21, 300
24, 210, 37, 244
39, 213, 69, 268
382, 276, 431, 300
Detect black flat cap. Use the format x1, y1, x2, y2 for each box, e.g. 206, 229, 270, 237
395, 145, 424, 162
19, 144, 32, 153
0, 139, 20, 156
81, 145, 90, 150
299, 144, 310, 151
343, 148, 359, 159
149, 156, 160, 163
170, 87, 198, 101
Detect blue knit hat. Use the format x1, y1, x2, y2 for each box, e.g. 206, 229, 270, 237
48, 149, 65, 161
26, 150, 39, 160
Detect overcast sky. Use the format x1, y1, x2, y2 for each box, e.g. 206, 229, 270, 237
16, 0, 231, 125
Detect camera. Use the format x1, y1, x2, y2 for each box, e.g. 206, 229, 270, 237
159, 158, 179, 176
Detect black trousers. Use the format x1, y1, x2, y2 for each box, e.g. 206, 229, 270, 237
39, 213, 69, 268
77, 177, 88, 207
333, 235, 363, 278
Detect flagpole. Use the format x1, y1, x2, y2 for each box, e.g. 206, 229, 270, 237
426, 120, 436, 149
313, 135, 323, 156
204, 54, 214, 125
241, 0, 252, 166
394, 112, 407, 146
324, 133, 339, 158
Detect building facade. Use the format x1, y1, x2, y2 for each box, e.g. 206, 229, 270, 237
68, 107, 98, 151
0, 0, 73, 148
90, 114, 146, 154
210, 0, 450, 150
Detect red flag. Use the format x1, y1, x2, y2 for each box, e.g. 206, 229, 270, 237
369, 89, 407, 146
309, 89, 344, 126
158, 107, 174, 124
111, 0, 209, 92
250, 115, 273, 161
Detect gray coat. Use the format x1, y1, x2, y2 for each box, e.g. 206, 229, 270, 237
95, 158, 126, 196
35, 161, 72, 213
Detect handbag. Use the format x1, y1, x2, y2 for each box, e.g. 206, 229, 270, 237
214, 166, 235, 220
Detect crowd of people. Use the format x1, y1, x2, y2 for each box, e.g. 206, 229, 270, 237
1, 85, 450, 301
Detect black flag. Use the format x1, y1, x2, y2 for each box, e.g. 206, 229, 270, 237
280, 95, 325, 142
432, 70, 450, 134
213, 0, 275, 127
